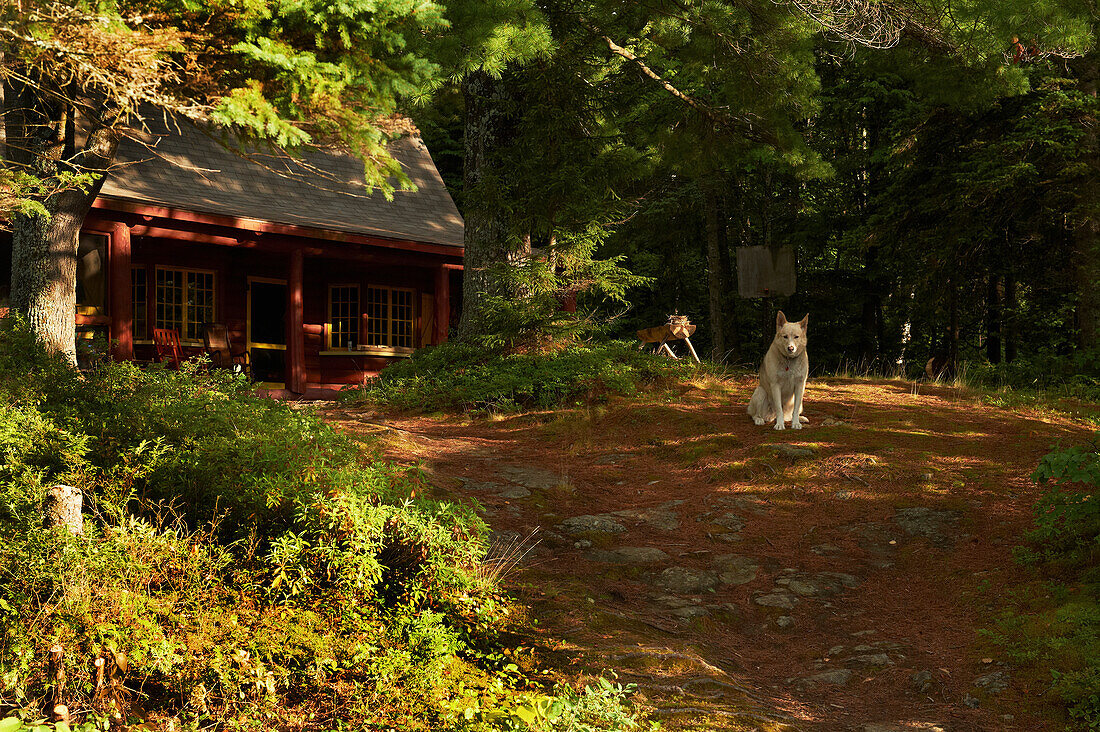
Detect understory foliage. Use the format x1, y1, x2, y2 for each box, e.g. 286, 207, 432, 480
0, 318, 649, 731
344, 340, 694, 413
989, 439, 1100, 728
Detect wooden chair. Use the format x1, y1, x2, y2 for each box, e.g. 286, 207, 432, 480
152, 328, 183, 368
202, 323, 250, 375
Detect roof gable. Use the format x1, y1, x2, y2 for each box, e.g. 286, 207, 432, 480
99, 120, 464, 249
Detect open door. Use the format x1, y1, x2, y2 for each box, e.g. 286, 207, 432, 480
247, 277, 287, 386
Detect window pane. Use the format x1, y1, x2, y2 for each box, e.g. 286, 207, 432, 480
329, 286, 359, 349
155, 269, 183, 332
392, 289, 414, 348
366, 287, 389, 346
76, 234, 107, 313
131, 268, 147, 340
186, 271, 215, 341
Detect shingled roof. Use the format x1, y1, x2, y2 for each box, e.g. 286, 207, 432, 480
99, 119, 464, 249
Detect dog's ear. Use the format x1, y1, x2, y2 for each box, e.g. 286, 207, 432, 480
776, 311, 787, 329
799, 314, 808, 331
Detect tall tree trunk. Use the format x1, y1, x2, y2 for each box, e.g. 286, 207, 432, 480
6, 82, 119, 365
948, 277, 959, 370
703, 185, 726, 361
457, 71, 516, 341
1070, 53, 1100, 348
986, 270, 1002, 364
717, 194, 739, 360
859, 247, 880, 366
1004, 270, 1017, 363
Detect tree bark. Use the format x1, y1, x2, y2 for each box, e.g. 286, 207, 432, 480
456, 71, 517, 341
717, 195, 739, 360
1070, 53, 1100, 349
703, 185, 726, 361
986, 270, 1002, 364
6, 81, 119, 364
859, 253, 881, 365
1004, 270, 1017, 362
948, 276, 959, 369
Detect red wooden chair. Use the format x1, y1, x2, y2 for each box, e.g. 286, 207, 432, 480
152, 328, 183, 368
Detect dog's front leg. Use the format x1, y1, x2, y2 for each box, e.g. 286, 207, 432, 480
771, 383, 786, 430
791, 377, 806, 429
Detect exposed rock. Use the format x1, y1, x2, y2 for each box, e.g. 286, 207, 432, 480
460, 479, 501, 492
711, 512, 745, 532
612, 500, 684, 531
845, 521, 898, 568
560, 515, 627, 535
712, 533, 743, 543
963, 693, 980, 708
670, 605, 709, 619
863, 725, 945, 732
500, 464, 565, 491
844, 653, 892, 667
772, 444, 815, 460
499, 486, 531, 499
894, 507, 961, 547
594, 454, 623, 465
586, 547, 670, 564
775, 615, 795, 628
714, 493, 771, 515
574, 539, 592, 549
821, 416, 845, 426
653, 566, 720, 594
754, 592, 799, 610
805, 669, 852, 686
811, 543, 842, 556
911, 669, 933, 693
777, 572, 860, 597
712, 554, 760, 585
974, 670, 1010, 694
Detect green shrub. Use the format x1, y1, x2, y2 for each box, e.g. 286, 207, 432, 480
344, 340, 694, 413
989, 438, 1100, 728
965, 352, 1100, 402
0, 317, 650, 731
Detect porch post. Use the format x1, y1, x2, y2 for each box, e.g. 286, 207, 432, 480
108, 222, 133, 360
433, 264, 449, 345
287, 249, 305, 393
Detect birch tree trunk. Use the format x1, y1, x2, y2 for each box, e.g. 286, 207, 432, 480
5, 80, 119, 365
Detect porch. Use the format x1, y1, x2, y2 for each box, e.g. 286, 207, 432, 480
83, 200, 462, 398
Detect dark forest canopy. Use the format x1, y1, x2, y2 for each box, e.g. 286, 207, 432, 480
5, 0, 1100, 377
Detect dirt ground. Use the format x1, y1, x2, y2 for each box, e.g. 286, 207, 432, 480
324, 376, 1098, 732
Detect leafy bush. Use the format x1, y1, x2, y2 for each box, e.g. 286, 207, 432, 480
344, 340, 694, 413
965, 352, 1100, 403
989, 438, 1100, 728
0, 317, 650, 731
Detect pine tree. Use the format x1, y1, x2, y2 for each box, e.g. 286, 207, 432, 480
2, 0, 446, 363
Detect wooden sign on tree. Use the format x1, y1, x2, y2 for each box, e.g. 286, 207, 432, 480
736, 245, 797, 298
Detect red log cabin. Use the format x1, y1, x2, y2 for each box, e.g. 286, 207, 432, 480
0, 120, 464, 398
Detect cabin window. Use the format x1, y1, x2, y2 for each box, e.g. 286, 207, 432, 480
76, 233, 107, 315
155, 267, 215, 342
366, 286, 415, 349
132, 267, 147, 340
328, 284, 360, 350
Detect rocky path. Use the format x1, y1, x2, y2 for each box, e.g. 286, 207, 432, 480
325, 376, 1095, 731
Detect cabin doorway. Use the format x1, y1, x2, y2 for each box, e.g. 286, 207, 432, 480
247, 277, 287, 386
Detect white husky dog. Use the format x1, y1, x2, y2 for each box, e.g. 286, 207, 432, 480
747, 311, 809, 430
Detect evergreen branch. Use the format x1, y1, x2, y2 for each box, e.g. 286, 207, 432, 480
595, 33, 779, 146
